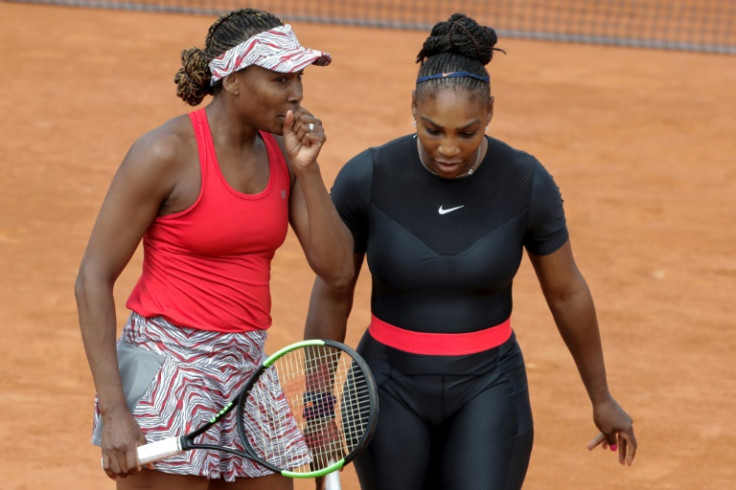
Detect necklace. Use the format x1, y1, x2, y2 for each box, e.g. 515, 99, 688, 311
416, 138, 484, 179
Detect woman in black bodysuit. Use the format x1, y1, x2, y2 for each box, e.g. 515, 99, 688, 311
305, 13, 637, 490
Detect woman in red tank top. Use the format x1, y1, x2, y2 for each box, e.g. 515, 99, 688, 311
75, 8, 353, 488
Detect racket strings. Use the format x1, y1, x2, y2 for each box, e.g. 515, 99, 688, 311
241, 368, 310, 470
240, 345, 374, 473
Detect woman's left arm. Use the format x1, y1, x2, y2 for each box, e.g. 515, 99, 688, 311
281, 108, 354, 288
528, 240, 637, 466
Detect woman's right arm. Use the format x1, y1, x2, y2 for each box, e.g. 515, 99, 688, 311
75, 128, 181, 479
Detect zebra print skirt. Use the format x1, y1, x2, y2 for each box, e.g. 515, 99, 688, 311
91, 312, 310, 481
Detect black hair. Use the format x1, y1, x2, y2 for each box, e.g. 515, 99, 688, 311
415, 13, 504, 99
174, 8, 283, 106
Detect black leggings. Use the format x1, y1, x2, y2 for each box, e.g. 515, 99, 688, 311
354, 331, 533, 490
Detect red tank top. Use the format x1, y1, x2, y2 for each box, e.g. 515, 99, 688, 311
126, 108, 291, 332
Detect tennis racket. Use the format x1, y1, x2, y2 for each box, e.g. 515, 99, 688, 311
135, 339, 378, 481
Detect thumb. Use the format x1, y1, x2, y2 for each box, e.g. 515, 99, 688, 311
137, 433, 151, 469
283, 109, 295, 137
587, 431, 617, 451
587, 432, 605, 451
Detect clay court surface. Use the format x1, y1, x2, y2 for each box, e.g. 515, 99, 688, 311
1, 3, 735, 488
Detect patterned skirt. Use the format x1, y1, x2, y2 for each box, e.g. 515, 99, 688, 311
91, 312, 310, 481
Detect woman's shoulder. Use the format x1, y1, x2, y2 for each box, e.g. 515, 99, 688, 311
487, 136, 556, 177
487, 137, 539, 165
124, 114, 195, 173
336, 134, 417, 183
370, 133, 416, 156
144, 114, 194, 155
341, 134, 411, 172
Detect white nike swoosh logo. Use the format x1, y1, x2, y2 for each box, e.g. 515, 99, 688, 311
438, 205, 465, 215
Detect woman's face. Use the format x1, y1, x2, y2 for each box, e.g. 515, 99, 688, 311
231, 65, 305, 134
413, 88, 493, 179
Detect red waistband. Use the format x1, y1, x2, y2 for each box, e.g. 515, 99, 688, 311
368, 314, 512, 356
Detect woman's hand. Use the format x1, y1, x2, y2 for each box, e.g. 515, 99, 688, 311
100, 404, 147, 479
282, 108, 325, 170
587, 395, 637, 466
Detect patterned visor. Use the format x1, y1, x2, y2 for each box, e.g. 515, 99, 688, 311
208, 24, 332, 85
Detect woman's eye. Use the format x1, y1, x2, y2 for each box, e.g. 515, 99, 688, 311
425, 128, 441, 135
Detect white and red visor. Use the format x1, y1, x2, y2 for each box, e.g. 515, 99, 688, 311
208, 24, 332, 85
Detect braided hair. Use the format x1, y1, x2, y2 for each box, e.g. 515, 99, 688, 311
174, 8, 283, 106
415, 13, 504, 99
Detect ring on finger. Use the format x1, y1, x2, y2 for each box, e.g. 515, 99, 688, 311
308, 122, 315, 132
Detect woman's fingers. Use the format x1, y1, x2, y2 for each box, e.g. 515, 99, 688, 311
618, 429, 637, 466
588, 430, 637, 466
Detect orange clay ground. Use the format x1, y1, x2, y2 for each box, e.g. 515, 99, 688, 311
1, 3, 735, 489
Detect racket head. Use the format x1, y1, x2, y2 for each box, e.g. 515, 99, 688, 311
235, 339, 378, 478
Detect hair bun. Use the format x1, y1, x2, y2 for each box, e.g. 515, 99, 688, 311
174, 47, 213, 106
416, 13, 499, 66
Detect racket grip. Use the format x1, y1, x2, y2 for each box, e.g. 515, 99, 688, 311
137, 437, 183, 464
324, 469, 341, 490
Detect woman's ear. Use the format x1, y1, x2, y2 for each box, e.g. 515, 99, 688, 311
486, 95, 495, 127
222, 74, 240, 96
411, 90, 418, 121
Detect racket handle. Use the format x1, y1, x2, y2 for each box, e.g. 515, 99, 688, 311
137, 437, 183, 464
324, 468, 341, 490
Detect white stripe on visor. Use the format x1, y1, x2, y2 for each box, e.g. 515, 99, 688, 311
208, 24, 332, 85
